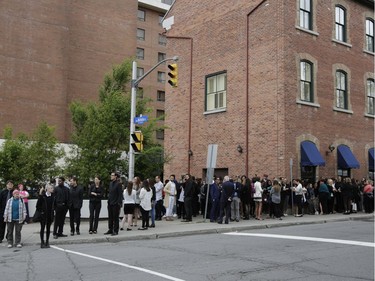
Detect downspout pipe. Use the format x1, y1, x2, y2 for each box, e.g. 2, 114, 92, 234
166, 36, 193, 174
246, 0, 267, 176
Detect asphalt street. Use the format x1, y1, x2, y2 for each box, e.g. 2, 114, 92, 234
0, 218, 373, 281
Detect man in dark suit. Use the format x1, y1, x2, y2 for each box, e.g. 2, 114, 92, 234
218, 176, 234, 224
0, 180, 14, 242
104, 172, 123, 236
53, 177, 70, 239
210, 177, 221, 222
68, 176, 83, 236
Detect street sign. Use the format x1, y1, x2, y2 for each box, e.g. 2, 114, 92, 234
204, 144, 218, 222
134, 115, 148, 125
206, 144, 218, 169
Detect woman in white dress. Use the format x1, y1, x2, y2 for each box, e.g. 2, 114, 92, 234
164, 175, 177, 221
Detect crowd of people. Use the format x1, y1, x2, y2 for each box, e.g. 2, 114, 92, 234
0, 172, 374, 249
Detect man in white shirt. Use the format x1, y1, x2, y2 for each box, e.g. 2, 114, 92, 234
154, 176, 164, 220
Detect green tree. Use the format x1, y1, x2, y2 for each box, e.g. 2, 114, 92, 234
66, 59, 165, 187
24, 122, 64, 184
0, 123, 63, 189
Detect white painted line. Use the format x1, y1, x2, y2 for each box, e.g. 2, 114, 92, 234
51, 246, 185, 281
223, 232, 375, 248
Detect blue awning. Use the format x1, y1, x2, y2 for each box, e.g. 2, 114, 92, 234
300, 141, 325, 166
337, 145, 360, 169
369, 148, 374, 171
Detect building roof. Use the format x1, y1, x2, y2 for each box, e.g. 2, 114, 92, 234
138, 0, 171, 13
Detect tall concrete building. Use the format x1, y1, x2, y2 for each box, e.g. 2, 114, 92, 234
0, 0, 170, 142
163, 0, 374, 182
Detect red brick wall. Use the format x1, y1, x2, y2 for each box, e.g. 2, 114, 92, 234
0, 0, 136, 141
164, 0, 374, 181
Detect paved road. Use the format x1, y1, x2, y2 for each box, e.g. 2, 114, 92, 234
1, 218, 373, 281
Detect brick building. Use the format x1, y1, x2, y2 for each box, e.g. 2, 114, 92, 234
163, 0, 374, 182
0, 0, 170, 142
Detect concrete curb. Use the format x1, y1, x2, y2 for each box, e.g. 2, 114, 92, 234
13, 213, 373, 247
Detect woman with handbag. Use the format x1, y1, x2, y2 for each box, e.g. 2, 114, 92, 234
36, 184, 55, 248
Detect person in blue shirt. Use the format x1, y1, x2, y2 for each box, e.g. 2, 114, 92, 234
3, 189, 27, 248
318, 179, 330, 215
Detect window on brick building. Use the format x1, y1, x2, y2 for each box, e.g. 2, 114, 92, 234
157, 90, 165, 101
159, 34, 167, 46
158, 52, 166, 63
137, 28, 145, 40
137, 87, 144, 99
299, 0, 312, 30
335, 70, 348, 109
156, 109, 165, 120
137, 67, 144, 78
137, 48, 144, 60
158, 71, 166, 83
366, 18, 374, 53
367, 79, 375, 115
205, 71, 227, 112
335, 6, 346, 42
156, 130, 165, 140
300, 60, 313, 102
138, 9, 145, 21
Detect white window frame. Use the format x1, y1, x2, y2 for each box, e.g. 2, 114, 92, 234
205, 71, 227, 113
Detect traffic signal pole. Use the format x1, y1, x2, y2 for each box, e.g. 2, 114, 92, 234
128, 60, 137, 182
128, 56, 178, 181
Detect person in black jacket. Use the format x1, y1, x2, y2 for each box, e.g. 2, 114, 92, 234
218, 176, 234, 224
182, 174, 194, 222
68, 176, 83, 236
89, 176, 103, 234
341, 177, 353, 214
104, 172, 123, 236
0, 180, 14, 243
240, 176, 251, 220
36, 184, 55, 248
53, 177, 70, 239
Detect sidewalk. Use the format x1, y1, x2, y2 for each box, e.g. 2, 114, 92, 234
2, 212, 374, 247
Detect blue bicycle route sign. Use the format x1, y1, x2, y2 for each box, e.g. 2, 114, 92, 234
134, 115, 148, 125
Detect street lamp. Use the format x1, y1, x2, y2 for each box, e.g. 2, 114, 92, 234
128, 56, 179, 180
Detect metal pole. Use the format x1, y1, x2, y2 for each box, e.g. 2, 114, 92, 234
204, 168, 213, 222
290, 158, 294, 215
128, 56, 178, 180
128, 61, 137, 181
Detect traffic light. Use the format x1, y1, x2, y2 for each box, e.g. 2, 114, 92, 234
131, 131, 143, 153
167, 63, 178, 87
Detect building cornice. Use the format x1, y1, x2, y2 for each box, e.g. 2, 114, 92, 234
138, 0, 170, 13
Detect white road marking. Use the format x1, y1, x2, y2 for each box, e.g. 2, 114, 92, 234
223, 232, 375, 248
51, 246, 185, 281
